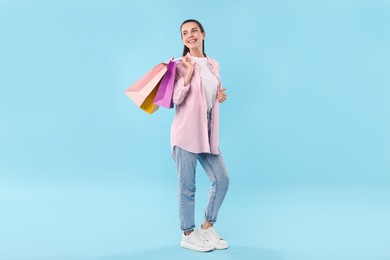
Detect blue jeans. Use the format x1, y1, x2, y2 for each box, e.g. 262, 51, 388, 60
174, 146, 230, 231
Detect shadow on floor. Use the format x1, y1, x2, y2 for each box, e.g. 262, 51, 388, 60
95, 245, 284, 260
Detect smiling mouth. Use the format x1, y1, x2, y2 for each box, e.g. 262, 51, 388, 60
187, 39, 197, 43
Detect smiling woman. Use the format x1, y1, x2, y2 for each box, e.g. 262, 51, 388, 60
1, 1, 389, 259
169, 19, 230, 252
181, 20, 206, 57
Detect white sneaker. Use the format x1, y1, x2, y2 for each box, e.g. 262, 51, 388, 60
198, 226, 229, 250
180, 230, 214, 252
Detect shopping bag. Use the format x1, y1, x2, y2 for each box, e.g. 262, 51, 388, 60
124, 63, 168, 114
153, 60, 176, 108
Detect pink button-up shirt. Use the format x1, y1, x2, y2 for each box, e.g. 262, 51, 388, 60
170, 54, 222, 159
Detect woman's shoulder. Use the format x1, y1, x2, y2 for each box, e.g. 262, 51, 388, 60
206, 56, 219, 67
206, 56, 220, 73
206, 55, 218, 62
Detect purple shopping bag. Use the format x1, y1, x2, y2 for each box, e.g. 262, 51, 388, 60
153, 60, 176, 108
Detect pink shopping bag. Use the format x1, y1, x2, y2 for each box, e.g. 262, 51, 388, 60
124, 63, 168, 114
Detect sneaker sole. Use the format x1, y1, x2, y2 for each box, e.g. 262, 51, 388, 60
208, 241, 229, 250
180, 241, 214, 252
213, 244, 229, 250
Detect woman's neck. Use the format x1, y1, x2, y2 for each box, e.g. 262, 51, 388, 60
190, 48, 204, 58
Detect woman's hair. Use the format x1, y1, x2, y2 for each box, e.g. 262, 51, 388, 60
180, 19, 206, 57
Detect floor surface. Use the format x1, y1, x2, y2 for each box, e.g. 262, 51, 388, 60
1, 180, 389, 260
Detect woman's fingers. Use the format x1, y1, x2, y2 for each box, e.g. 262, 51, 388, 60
181, 59, 189, 67
181, 58, 193, 70
217, 91, 227, 103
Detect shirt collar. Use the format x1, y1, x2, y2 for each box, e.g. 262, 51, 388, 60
185, 52, 216, 71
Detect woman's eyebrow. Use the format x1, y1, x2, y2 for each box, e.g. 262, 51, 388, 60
182, 27, 198, 33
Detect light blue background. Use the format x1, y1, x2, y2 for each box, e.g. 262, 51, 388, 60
1, 0, 389, 259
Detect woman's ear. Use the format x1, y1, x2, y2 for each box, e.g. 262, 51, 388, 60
203, 32, 206, 39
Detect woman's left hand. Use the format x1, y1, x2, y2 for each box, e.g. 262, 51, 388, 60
217, 88, 227, 103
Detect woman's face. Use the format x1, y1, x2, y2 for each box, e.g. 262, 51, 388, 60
181, 22, 205, 51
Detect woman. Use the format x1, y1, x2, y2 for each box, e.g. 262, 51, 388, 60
171, 19, 230, 252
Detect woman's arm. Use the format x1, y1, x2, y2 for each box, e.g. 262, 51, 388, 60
212, 60, 227, 103
172, 58, 194, 105
182, 58, 194, 85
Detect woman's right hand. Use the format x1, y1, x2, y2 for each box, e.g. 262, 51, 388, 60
182, 57, 194, 86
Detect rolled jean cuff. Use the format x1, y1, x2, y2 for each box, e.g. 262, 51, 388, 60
182, 225, 195, 232
204, 216, 216, 224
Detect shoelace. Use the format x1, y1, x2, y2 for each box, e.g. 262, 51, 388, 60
194, 231, 208, 243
